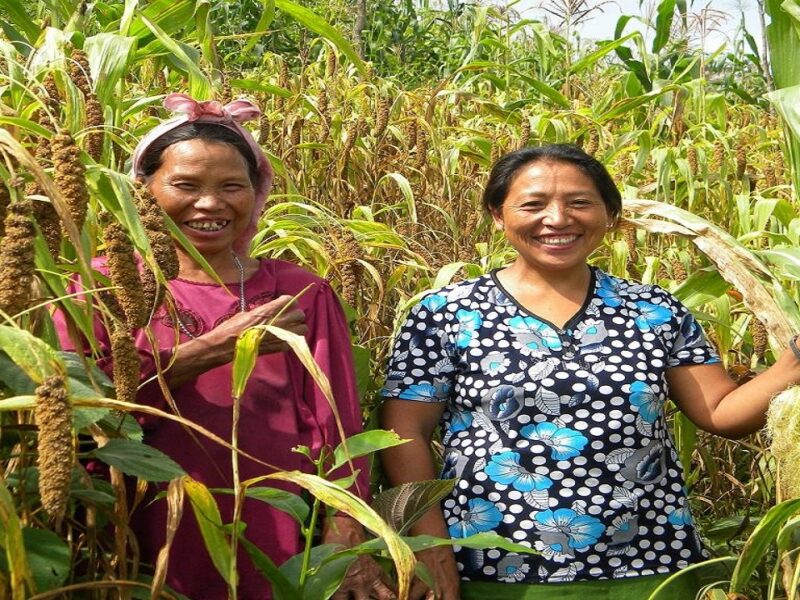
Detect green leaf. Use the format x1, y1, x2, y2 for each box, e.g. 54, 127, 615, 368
0, 0, 40, 44
731, 498, 800, 591
331, 430, 409, 472
0, 352, 35, 394
231, 327, 265, 400
96, 411, 144, 441
569, 33, 637, 75
184, 477, 235, 586
238, 536, 299, 599
0, 474, 32, 595
22, 528, 70, 592
73, 408, 110, 432
243, 0, 276, 54
647, 556, 737, 599
302, 551, 358, 600
274, 0, 365, 77
372, 480, 456, 534
84, 33, 136, 105
653, 0, 676, 52
139, 15, 211, 99
230, 78, 292, 98
265, 471, 416, 598
215, 486, 309, 525
0, 326, 63, 384
89, 439, 185, 481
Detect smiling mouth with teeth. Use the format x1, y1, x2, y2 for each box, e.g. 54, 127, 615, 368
185, 220, 230, 232
536, 235, 579, 246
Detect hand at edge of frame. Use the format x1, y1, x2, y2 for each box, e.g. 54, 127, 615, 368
410, 546, 460, 600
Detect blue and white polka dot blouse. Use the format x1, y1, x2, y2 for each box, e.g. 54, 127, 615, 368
382, 267, 719, 583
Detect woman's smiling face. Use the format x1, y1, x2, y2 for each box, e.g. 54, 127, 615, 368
148, 138, 255, 262
491, 160, 610, 276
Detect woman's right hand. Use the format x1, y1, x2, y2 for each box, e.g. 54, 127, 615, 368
206, 294, 308, 356
166, 295, 308, 387
410, 546, 460, 600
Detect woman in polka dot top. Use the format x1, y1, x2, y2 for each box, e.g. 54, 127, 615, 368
380, 143, 800, 600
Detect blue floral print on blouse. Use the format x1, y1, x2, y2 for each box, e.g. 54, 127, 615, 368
382, 268, 719, 584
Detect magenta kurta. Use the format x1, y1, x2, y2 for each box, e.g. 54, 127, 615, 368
58, 258, 367, 599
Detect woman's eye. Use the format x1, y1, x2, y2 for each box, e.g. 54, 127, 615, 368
174, 182, 196, 191
223, 183, 246, 191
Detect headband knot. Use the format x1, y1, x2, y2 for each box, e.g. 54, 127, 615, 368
163, 92, 261, 124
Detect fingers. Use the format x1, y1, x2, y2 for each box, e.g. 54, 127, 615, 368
372, 580, 397, 600
252, 295, 306, 326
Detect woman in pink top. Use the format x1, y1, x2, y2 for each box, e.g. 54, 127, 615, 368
58, 94, 391, 600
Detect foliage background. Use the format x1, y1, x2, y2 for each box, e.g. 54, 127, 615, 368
1, 0, 800, 598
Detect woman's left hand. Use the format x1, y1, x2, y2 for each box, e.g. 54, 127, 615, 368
324, 514, 396, 600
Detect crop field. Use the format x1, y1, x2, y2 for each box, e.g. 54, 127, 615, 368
1, 0, 800, 598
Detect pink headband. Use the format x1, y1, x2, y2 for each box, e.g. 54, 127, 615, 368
132, 93, 273, 254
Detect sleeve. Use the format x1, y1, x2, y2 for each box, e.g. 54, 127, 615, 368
293, 280, 370, 500
661, 292, 721, 368
381, 291, 457, 403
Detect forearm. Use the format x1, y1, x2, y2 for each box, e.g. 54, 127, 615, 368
381, 438, 449, 537
162, 335, 233, 387
708, 349, 800, 438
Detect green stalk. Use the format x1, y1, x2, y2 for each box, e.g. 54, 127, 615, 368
229, 391, 242, 600
298, 453, 327, 591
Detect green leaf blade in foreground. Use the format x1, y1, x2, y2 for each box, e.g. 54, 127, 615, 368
266, 471, 416, 599
372, 479, 456, 535
89, 439, 185, 481
331, 430, 409, 471
729, 497, 800, 592
22, 528, 70, 593
0, 326, 63, 384
184, 477, 235, 587
215, 485, 310, 525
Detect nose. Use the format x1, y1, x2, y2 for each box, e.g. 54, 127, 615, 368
193, 189, 224, 211
541, 202, 570, 227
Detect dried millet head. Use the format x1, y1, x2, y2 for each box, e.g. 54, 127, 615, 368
69, 48, 92, 97
134, 182, 179, 280
35, 374, 74, 521
110, 321, 140, 406
140, 266, 165, 318
52, 129, 88, 231
103, 218, 147, 329
85, 95, 105, 161
0, 200, 35, 316
750, 317, 768, 360
42, 72, 61, 117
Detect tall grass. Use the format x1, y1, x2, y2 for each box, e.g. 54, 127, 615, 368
0, 0, 798, 597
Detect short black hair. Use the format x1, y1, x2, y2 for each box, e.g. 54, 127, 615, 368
137, 122, 260, 185
482, 144, 622, 221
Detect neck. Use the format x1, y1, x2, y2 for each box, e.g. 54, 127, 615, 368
504, 259, 591, 296
177, 248, 241, 283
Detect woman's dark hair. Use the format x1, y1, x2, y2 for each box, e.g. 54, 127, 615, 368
137, 122, 260, 185
482, 144, 622, 221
